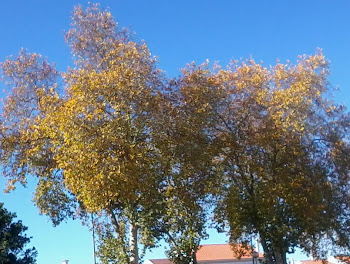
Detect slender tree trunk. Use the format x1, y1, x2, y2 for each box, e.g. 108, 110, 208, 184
282, 251, 287, 264
192, 249, 197, 264
108, 209, 120, 234
108, 208, 129, 263
129, 219, 139, 264
260, 238, 274, 264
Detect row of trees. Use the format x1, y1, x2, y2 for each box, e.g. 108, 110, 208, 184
0, 4, 349, 264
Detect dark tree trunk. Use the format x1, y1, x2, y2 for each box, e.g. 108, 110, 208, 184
274, 247, 287, 264
192, 249, 197, 264
260, 237, 274, 264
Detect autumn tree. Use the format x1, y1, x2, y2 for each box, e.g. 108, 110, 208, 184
206, 53, 350, 263
0, 4, 214, 264
0, 4, 167, 264
0, 203, 37, 264
59, 6, 166, 264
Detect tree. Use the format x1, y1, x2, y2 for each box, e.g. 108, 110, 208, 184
0, 4, 167, 264
0, 203, 37, 264
207, 53, 350, 263
0, 8, 220, 263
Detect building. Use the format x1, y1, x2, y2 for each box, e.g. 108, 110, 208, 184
299, 261, 335, 264
145, 244, 263, 264
298, 256, 350, 264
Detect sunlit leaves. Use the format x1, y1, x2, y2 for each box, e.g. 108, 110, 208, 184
1, 3, 349, 264
207, 52, 350, 263
0, 50, 59, 192
66, 3, 130, 69
1, 5, 165, 264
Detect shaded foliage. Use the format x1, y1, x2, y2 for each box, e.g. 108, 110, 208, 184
0, 203, 37, 264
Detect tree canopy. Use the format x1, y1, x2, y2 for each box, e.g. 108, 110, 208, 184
0, 3, 349, 264
205, 55, 350, 263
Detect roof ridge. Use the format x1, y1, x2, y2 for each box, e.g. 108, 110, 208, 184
199, 243, 231, 246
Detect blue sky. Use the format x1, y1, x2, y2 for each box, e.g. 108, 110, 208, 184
0, 1, 349, 263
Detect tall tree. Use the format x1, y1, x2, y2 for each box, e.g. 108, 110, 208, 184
0, 4, 213, 264
209, 53, 350, 263
0, 203, 37, 264
0, 4, 166, 264
60, 5, 167, 264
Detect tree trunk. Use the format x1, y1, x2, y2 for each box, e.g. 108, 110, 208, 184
108, 208, 129, 263
274, 250, 283, 264
192, 249, 197, 264
282, 251, 287, 264
260, 237, 274, 264
274, 248, 287, 264
129, 219, 139, 264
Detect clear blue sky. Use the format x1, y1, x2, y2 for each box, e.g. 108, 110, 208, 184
0, 1, 349, 263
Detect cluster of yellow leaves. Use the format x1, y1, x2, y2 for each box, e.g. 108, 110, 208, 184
38, 42, 162, 212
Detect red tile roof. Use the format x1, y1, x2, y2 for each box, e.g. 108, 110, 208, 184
148, 244, 263, 263
197, 244, 262, 261
300, 261, 335, 264
148, 260, 172, 264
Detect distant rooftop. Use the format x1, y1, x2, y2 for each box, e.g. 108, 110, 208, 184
147, 244, 263, 264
